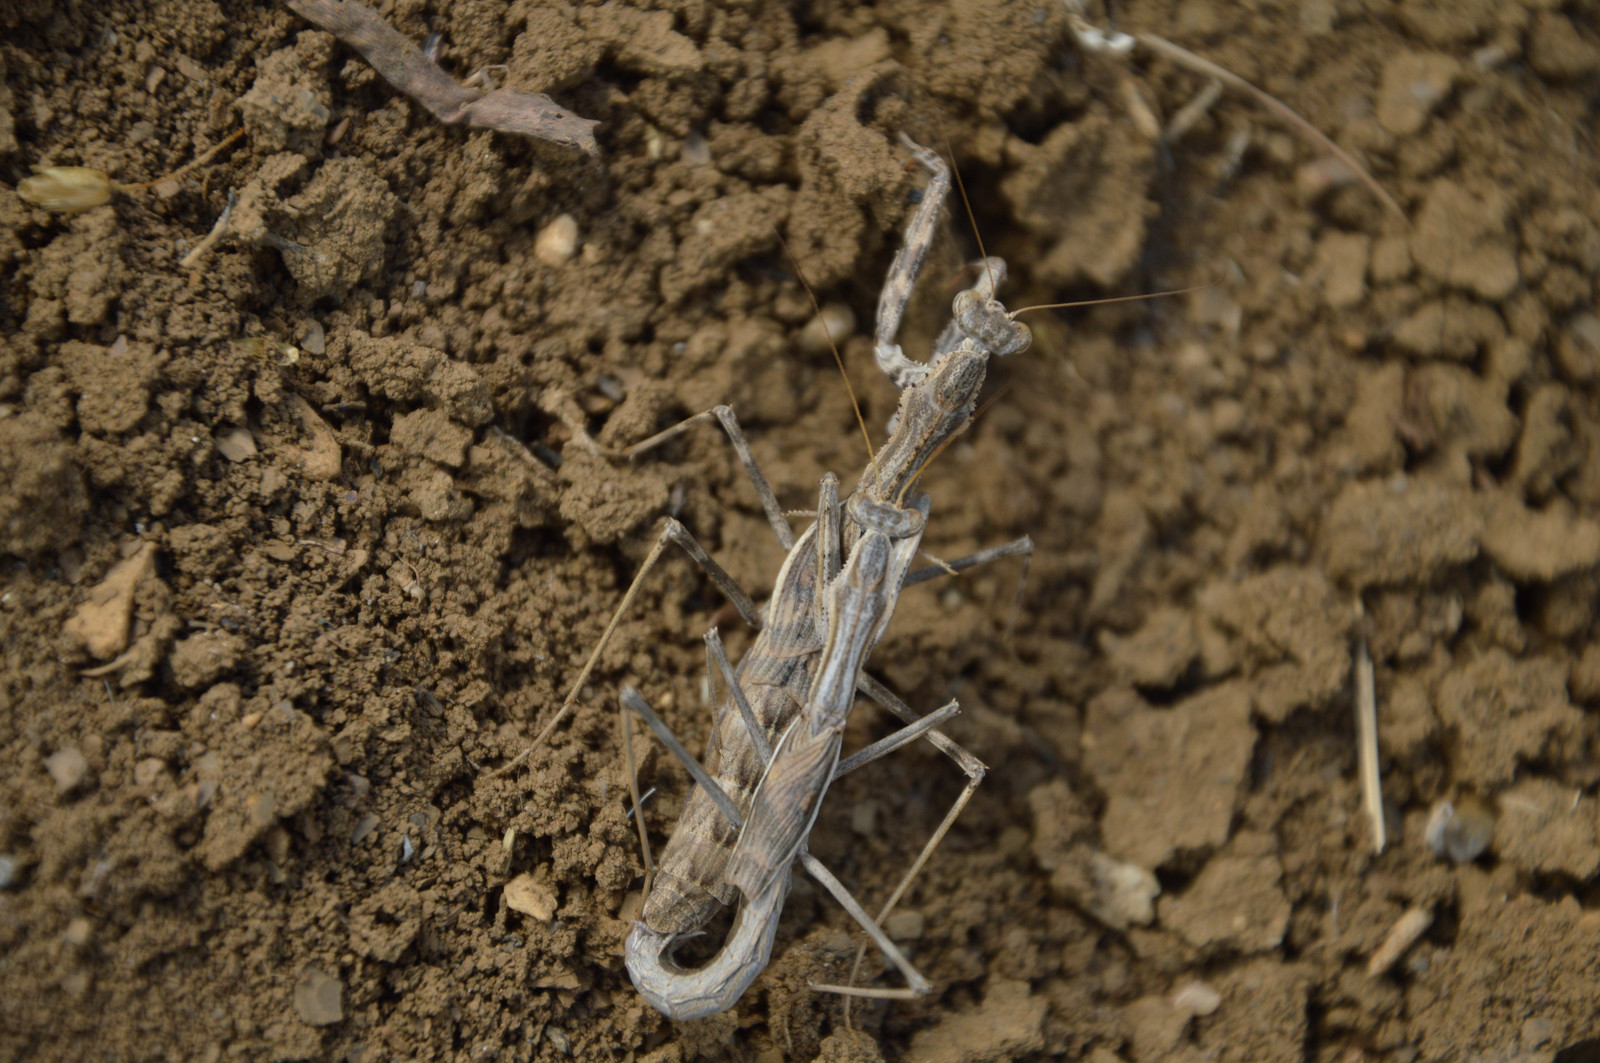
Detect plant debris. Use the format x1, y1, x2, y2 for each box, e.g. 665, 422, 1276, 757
282, 0, 599, 156
15, 130, 245, 214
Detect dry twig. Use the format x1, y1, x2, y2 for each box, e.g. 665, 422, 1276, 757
1133, 33, 1404, 219
284, 0, 599, 156
1064, 6, 1404, 220
1367, 906, 1431, 976
180, 188, 237, 269
1353, 613, 1385, 856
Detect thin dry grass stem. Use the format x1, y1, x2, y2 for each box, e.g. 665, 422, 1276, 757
489, 531, 678, 776
1164, 79, 1223, 143
1367, 906, 1432, 976
622, 706, 656, 899
180, 188, 237, 269
1132, 32, 1406, 220
119, 128, 245, 192
1010, 280, 1217, 317
772, 226, 875, 464
1354, 604, 1386, 856
940, 131, 995, 296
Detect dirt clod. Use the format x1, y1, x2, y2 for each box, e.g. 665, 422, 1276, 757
0, 411, 87, 557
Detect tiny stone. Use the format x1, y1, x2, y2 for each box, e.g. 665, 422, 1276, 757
681, 131, 710, 167
1523, 1016, 1554, 1049
240, 794, 273, 833
1375, 51, 1459, 136
884, 909, 924, 940
400, 834, 415, 862
350, 813, 379, 844
1554, 313, 1600, 383
1424, 798, 1494, 864
798, 303, 856, 357
213, 425, 258, 463
292, 965, 344, 1026
133, 757, 168, 792
535, 214, 579, 267
46, 748, 88, 793
300, 320, 325, 355
1091, 851, 1159, 928
504, 872, 558, 921
0, 855, 17, 889
1295, 156, 1357, 203
1171, 980, 1222, 1017
1367, 906, 1433, 976
63, 916, 93, 947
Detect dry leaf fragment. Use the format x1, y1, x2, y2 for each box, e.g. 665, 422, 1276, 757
283, 0, 599, 156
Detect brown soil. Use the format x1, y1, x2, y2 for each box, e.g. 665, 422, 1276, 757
4, 1, 1600, 1060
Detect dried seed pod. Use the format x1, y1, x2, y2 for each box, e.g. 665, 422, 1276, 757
16, 166, 114, 212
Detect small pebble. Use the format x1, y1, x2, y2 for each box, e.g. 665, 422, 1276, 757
245, 793, 276, 829
1523, 1016, 1554, 1049
350, 813, 379, 844
299, 320, 326, 355
1375, 51, 1459, 136
63, 916, 93, 947
884, 909, 924, 941
0, 855, 17, 889
1171, 980, 1222, 1017
680, 130, 710, 167
1555, 313, 1600, 383
504, 872, 558, 921
1090, 851, 1159, 928
1424, 798, 1495, 864
46, 748, 88, 793
1368, 906, 1433, 976
798, 303, 856, 357
535, 214, 579, 267
214, 426, 257, 462
133, 757, 168, 792
292, 965, 344, 1026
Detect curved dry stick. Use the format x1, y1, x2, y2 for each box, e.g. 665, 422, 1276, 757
1133, 31, 1405, 220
